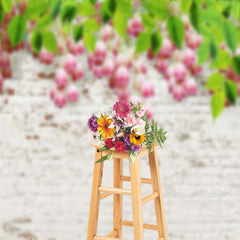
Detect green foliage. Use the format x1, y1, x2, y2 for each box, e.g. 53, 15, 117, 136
232, 55, 240, 76
1, 0, 12, 13
42, 31, 58, 54
197, 42, 210, 65
37, 14, 52, 29
167, 16, 184, 48
225, 80, 238, 105
141, 13, 155, 30
113, 11, 127, 37
61, 3, 77, 23
135, 31, 151, 54
190, 1, 201, 31
0, 4, 4, 25
84, 31, 96, 52
84, 18, 99, 32
222, 21, 237, 53
206, 72, 224, 91
151, 31, 162, 55
50, 0, 62, 19
209, 40, 219, 60
211, 90, 225, 119
26, 0, 48, 20
73, 24, 84, 42
78, 1, 96, 16
95, 152, 113, 164
144, 119, 167, 154
7, 15, 26, 47
31, 30, 42, 54
180, 0, 193, 13
129, 151, 137, 163
210, 49, 232, 70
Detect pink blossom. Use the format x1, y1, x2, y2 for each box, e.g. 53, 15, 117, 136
136, 110, 145, 117
125, 113, 137, 127
137, 118, 146, 127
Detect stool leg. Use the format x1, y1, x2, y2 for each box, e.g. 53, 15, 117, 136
149, 147, 168, 240
87, 150, 104, 240
130, 156, 144, 240
113, 158, 123, 238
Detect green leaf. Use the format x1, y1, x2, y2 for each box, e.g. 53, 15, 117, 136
231, 1, 240, 19
84, 18, 99, 32
7, 15, 26, 48
113, 11, 127, 37
143, 0, 168, 20
116, 0, 132, 17
78, 1, 96, 16
95, 152, 113, 164
0, 5, 4, 25
167, 16, 184, 48
1, 0, 12, 13
141, 13, 155, 30
26, 0, 48, 20
206, 72, 224, 91
99, 146, 110, 152
83, 31, 96, 52
197, 42, 210, 65
30, 30, 42, 54
61, 3, 77, 23
211, 90, 225, 119
100, 0, 111, 23
180, 0, 192, 13
232, 55, 240, 76
210, 49, 231, 70
50, 0, 62, 19
90, 0, 97, 4
129, 151, 137, 163
223, 21, 237, 53
135, 31, 151, 54
73, 24, 84, 42
209, 40, 219, 60
190, 1, 201, 31
107, 0, 116, 16
37, 14, 52, 29
151, 31, 162, 55
225, 80, 238, 105
42, 31, 58, 54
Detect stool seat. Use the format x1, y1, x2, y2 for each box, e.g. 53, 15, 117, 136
87, 145, 168, 240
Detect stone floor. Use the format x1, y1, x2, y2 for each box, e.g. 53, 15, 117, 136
0, 51, 239, 240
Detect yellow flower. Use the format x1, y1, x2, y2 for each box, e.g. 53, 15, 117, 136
130, 133, 146, 145
97, 115, 115, 139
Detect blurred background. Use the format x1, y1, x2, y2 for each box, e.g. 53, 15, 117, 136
0, 0, 240, 240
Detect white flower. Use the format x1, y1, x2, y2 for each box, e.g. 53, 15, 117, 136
131, 125, 145, 135
87, 130, 103, 146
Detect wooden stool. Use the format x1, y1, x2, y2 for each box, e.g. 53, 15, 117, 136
87, 145, 168, 240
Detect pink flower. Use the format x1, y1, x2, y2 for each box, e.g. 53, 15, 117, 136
136, 110, 145, 117
144, 105, 153, 121
137, 118, 146, 127
125, 113, 137, 127
113, 101, 131, 119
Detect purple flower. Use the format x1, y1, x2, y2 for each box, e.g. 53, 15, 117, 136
131, 144, 141, 153
88, 115, 98, 132
124, 145, 130, 152
125, 135, 131, 146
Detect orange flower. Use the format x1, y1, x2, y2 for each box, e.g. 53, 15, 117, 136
97, 115, 115, 139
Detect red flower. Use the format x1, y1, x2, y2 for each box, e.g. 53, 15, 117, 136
115, 141, 125, 152
105, 138, 115, 148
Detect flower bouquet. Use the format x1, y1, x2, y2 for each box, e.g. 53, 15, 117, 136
88, 100, 167, 163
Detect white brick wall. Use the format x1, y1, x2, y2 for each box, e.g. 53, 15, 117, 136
0, 51, 239, 240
